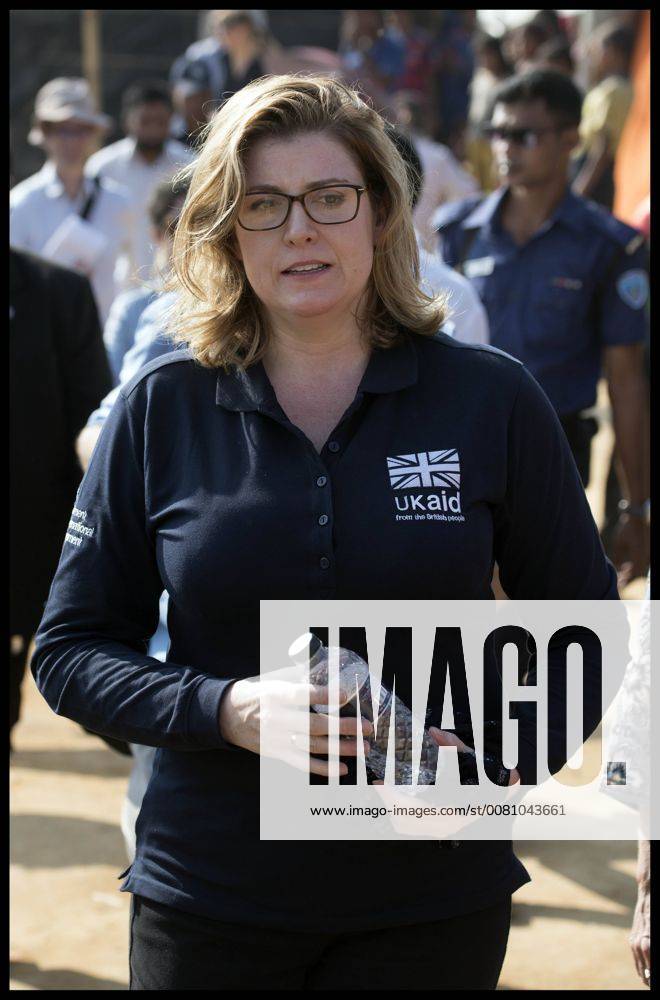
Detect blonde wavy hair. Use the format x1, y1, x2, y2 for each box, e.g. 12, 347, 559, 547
168, 74, 446, 369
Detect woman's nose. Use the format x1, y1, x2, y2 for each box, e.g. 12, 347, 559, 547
283, 200, 317, 242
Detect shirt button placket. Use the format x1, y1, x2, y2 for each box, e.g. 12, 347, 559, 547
313, 464, 333, 592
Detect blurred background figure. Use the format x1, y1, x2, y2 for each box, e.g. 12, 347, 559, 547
533, 36, 575, 77
170, 62, 215, 150
386, 11, 433, 102
10, 249, 112, 750
600, 573, 651, 987
393, 90, 479, 252
613, 10, 650, 235
427, 10, 476, 151
435, 68, 649, 586
9, 78, 132, 324
386, 122, 488, 347
339, 9, 405, 110
575, 14, 645, 557
467, 32, 513, 192
171, 9, 267, 105
172, 10, 343, 102
470, 33, 513, 126
102, 176, 189, 384
85, 78, 194, 290
572, 18, 635, 210
508, 18, 551, 72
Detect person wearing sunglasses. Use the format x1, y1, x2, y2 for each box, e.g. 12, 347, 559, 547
33, 75, 618, 990
434, 68, 649, 590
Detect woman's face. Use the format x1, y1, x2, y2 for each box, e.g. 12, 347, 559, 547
233, 133, 382, 329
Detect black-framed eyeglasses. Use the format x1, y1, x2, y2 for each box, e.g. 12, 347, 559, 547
237, 184, 367, 232
483, 125, 569, 149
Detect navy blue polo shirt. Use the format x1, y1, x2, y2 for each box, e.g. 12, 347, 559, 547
435, 187, 649, 416
33, 331, 618, 931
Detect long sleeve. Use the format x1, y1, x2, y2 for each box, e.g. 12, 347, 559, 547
31, 389, 237, 752
493, 367, 620, 783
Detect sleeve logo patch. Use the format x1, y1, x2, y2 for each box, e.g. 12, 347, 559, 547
65, 507, 95, 548
616, 269, 649, 310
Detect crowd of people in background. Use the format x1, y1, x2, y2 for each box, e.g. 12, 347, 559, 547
9, 9, 650, 988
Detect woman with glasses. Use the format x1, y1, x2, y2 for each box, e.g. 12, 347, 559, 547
33, 75, 617, 990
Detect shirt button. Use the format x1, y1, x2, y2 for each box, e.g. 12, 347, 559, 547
318, 514, 329, 526
316, 476, 327, 487
319, 557, 330, 569
328, 441, 340, 453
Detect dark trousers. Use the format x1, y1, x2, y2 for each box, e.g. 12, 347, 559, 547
129, 894, 512, 990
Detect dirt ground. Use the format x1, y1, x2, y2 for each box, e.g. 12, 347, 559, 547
10, 384, 648, 990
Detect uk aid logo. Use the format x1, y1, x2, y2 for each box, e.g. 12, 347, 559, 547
386, 450, 465, 523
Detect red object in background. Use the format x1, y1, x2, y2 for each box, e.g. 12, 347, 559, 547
631, 195, 650, 239
613, 11, 650, 227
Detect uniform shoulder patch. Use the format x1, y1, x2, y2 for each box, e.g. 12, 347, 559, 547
616, 269, 649, 310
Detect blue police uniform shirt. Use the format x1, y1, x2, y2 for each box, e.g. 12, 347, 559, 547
434, 187, 649, 416
33, 331, 618, 930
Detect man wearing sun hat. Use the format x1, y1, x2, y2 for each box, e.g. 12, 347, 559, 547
10, 77, 134, 323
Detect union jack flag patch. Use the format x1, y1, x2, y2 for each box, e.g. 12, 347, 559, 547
387, 450, 460, 490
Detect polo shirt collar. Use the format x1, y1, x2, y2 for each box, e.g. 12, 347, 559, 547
215, 331, 419, 412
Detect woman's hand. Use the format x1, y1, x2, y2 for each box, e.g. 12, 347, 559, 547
218, 675, 373, 778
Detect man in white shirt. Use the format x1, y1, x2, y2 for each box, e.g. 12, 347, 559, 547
10, 78, 133, 324
393, 92, 480, 252
387, 122, 489, 345
86, 79, 194, 289
418, 242, 489, 346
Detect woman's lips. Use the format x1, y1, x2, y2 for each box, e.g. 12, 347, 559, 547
281, 263, 332, 277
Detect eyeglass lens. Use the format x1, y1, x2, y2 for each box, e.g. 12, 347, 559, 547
239, 186, 360, 230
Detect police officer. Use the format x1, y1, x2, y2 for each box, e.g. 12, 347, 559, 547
434, 69, 649, 586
